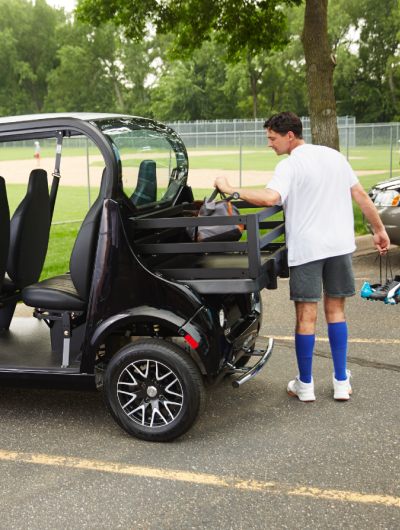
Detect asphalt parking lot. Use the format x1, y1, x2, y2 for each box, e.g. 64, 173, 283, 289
0, 250, 399, 529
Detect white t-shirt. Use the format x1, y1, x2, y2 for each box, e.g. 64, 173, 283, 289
266, 144, 359, 267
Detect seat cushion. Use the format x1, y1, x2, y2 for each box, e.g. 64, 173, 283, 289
22, 274, 87, 311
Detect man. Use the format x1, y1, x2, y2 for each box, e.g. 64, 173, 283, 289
214, 111, 389, 402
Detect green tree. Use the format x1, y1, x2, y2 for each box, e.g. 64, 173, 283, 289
123, 34, 172, 118
0, 0, 66, 115
151, 40, 241, 121
44, 21, 127, 113
76, 0, 342, 149
331, 0, 400, 123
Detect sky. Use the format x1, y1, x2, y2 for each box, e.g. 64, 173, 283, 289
45, 0, 77, 11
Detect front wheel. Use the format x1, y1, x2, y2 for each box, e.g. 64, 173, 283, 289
103, 339, 206, 442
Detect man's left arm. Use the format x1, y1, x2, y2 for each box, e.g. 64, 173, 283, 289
351, 182, 390, 254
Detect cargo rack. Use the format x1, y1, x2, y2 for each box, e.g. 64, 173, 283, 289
130, 201, 289, 294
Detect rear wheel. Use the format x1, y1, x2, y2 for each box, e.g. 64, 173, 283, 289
103, 339, 206, 442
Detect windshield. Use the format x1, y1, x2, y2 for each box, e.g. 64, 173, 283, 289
92, 117, 188, 209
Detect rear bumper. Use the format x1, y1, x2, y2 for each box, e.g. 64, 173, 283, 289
229, 338, 274, 388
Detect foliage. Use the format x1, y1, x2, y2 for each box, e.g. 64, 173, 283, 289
331, 0, 400, 123
0, 0, 65, 115
0, 0, 399, 123
76, 0, 302, 62
44, 22, 123, 113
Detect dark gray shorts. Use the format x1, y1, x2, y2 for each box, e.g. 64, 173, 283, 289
289, 253, 356, 302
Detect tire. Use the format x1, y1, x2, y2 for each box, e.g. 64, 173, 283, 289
103, 339, 206, 442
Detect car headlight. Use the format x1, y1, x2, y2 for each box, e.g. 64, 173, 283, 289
374, 190, 400, 206
219, 308, 226, 328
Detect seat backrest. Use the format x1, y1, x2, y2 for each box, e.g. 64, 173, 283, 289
69, 168, 108, 302
130, 160, 157, 206
117, 180, 137, 212
0, 177, 10, 293
7, 169, 50, 290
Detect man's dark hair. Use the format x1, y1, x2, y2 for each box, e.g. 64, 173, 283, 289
263, 111, 303, 139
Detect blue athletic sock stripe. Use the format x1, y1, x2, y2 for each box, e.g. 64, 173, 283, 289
295, 333, 315, 384
328, 322, 348, 381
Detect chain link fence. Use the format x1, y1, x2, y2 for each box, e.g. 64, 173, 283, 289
165, 119, 400, 185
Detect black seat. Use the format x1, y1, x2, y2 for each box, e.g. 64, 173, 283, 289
22, 169, 108, 311
2, 169, 50, 294
130, 160, 157, 206
117, 180, 137, 213
0, 177, 10, 294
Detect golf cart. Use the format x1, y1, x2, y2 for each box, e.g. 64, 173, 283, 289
0, 114, 288, 442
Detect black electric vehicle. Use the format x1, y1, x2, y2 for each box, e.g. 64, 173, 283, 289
0, 114, 288, 442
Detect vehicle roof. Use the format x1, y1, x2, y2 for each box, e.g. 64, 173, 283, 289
0, 112, 133, 124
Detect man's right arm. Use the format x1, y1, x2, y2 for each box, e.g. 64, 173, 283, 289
351, 182, 390, 254
214, 176, 281, 207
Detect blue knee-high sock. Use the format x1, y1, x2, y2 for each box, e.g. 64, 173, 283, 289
295, 333, 315, 384
328, 322, 348, 381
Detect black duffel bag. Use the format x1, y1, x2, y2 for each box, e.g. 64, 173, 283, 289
187, 188, 243, 243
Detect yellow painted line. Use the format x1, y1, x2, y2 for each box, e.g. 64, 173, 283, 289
0, 450, 398, 507
267, 336, 400, 344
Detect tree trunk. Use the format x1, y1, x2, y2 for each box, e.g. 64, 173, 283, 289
301, 0, 339, 151
110, 66, 126, 110
247, 55, 258, 119
389, 71, 397, 104
252, 84, 257, 119
31, 82, 41, 113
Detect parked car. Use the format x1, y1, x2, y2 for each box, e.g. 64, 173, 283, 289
367, 175, 400, 245
0, 113, 287, 442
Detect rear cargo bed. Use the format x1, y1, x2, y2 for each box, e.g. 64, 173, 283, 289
130, 200, 289, 294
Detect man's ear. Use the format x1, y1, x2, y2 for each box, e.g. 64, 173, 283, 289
287, 131, 295, 141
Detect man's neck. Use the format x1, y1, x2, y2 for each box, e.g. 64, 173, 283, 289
288, 139, 306, 155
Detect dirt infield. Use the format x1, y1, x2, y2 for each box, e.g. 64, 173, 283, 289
2, 152, 399, 190
0, 154, 274, 188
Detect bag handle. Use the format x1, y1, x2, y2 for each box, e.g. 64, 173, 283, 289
375, 248, 392, 285
209, 188, 240, 203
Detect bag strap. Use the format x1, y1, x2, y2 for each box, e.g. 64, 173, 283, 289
209, 188, 224, 203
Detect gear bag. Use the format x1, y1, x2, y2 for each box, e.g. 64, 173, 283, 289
187, 188, 244, 243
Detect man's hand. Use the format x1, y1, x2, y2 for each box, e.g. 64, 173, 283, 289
373, 229, 390, 255
351, 183, 390, 255
213, 177, 281, 207
214, 177, 233, 195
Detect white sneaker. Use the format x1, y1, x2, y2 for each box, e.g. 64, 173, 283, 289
333, 370, 352, 400
287, 376, 316, 401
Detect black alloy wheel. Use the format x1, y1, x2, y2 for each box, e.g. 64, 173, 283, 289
103, 339, 206, 442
